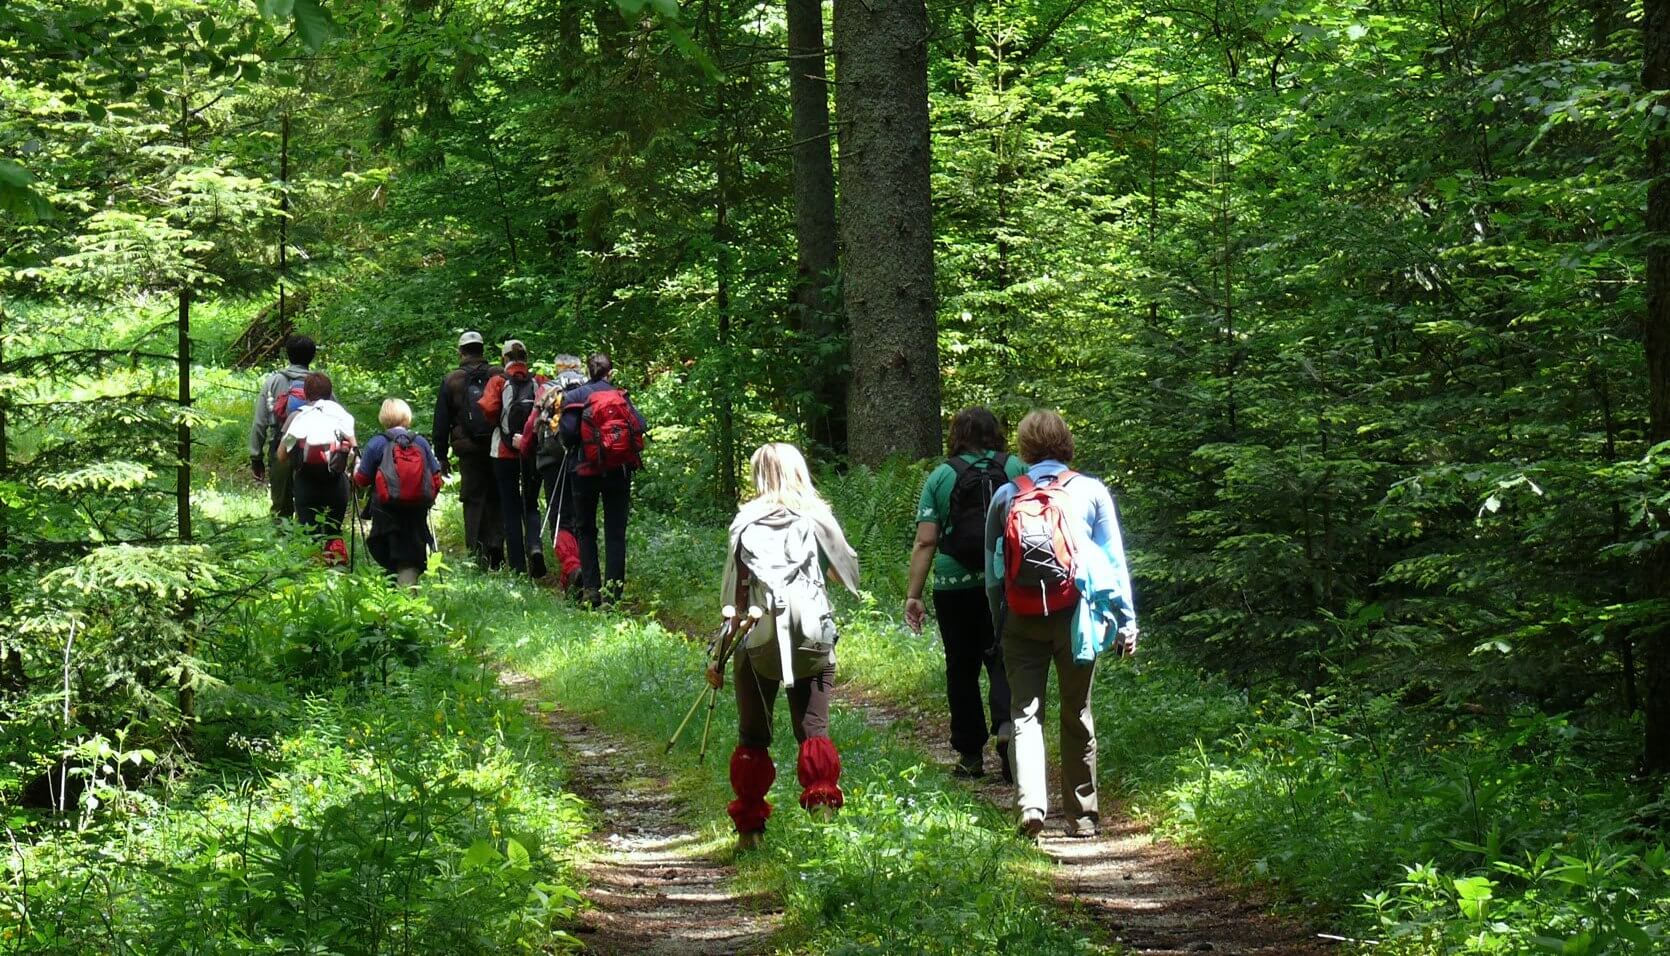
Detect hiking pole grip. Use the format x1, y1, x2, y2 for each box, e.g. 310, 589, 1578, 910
666, 606, 739, 754
697, 607, 761, 764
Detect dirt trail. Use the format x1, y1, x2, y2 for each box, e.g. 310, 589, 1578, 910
498, 672, 782, 955
846, 689, 1335, 956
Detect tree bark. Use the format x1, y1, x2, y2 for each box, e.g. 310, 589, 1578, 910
1642, 0, 1670, 773
833, 0, 943, 465
787, 0, 846, 456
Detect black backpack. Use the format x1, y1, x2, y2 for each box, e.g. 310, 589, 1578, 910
461, 366, 495, 440
499, 373, 538, 442
940, 453, 1009, 571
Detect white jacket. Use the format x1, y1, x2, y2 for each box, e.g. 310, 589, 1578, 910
280, 399, 357, 459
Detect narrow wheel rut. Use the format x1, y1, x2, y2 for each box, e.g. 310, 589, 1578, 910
846, 689, 1334, 956
498, 672, 782, 955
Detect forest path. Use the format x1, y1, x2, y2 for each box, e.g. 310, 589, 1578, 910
497, 671, 782, 955
843, 687, 1335, 956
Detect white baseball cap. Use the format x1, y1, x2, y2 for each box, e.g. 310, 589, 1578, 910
501, 338, 526, 356
458, 331, 484, 347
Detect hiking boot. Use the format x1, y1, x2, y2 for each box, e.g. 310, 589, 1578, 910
953, 751, 984, 779
736, 830, 764, 852
1063, 817, 1099, 839
1018, 808, 1045, 841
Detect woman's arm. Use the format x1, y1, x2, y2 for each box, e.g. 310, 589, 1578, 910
904, 522, 938, 633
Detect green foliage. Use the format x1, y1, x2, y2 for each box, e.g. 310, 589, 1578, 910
3, 559, 586, 954
233, 567, 446, 685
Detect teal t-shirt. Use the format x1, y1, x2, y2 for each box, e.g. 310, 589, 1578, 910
916, 451, 1026, 590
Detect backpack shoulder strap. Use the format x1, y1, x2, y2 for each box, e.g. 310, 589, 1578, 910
1012, 474, 1037, 496
946, 456, 971, 476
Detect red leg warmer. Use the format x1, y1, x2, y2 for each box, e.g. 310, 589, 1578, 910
727, 745, 775, 833
797, 736, 844, 810
323, 538, 347, 566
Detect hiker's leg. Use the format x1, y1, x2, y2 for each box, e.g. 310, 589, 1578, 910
730, 652, 777, 833
600, 470, 630, 602
292, 472, 321, 533
396, 565, 421, 588
1053, 625, 1099, 829
790, 662, 842, 810
981, 603, 1012, 740
1003, 616, 1054, 817
459, 453, 501, 569
268, 449, 295, 519
492, 458, 526, 574
520, 458, 547, 578
932, 588, 990, 762
572, 473, 602, 600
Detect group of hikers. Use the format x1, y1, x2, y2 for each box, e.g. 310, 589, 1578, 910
249, 335, 1135, 844
248, 333, 646, 604
706, 408, 1136, 848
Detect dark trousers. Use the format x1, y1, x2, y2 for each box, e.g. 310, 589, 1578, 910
493, 456, 548, 577
734, 651, 835, 749
292, 468, 347, 539
456, 453, 503, 570
267, 448, 295, 519
933, 587, 1011, 759
574, 469, 631, 602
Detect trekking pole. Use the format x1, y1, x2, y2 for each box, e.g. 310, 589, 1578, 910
667, 605, 737, 754
698, 606, 763, 765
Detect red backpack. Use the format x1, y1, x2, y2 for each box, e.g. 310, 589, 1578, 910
272, 374, 307, 430
566, 387, 645, 476
1002, 472, 1081, 616
375, 428, 438, 506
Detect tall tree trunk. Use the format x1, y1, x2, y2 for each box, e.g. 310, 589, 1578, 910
710, 0, 739, 506
833, 0, 942, 465
0, 301, 20, 692
787, 0, 846, 456
1642, 0, 1670, 774
177, 95, 195, 723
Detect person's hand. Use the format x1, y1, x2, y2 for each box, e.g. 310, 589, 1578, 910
904, 597, 927, 634
250, 455, 265, 482
705, 664, 724, 690
511, 433, 524, 451
1116, 623, 1140, 657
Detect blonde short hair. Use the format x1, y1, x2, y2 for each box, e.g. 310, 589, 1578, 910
379, 398, 414, 430
1017, 409, 1074, 464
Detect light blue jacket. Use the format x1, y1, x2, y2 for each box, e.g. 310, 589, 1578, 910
983, 460, 1136, 660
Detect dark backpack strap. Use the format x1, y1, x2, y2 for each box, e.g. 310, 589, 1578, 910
946, 456, 971, 477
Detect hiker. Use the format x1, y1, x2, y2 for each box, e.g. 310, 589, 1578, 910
433, 331, 505, 571
248, 335, 316, 519
353, 398, 444, 587
715, 443, 860, 851
478, 340, 549, 579
558, 353, 647, 606
905, 407, 1025, 781
280, 371, 357, 563
517, 354, 587, 592
983, 410, 1136, 840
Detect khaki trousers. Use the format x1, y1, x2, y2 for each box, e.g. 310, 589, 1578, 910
1003, 612, 1098, 828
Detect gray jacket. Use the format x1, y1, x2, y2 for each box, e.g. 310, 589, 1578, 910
249, 364, 311, 457
720, 501, 860, 685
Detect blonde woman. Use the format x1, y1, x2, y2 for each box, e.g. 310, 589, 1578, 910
353, 398, 445, 587
714, 443, 860, 850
